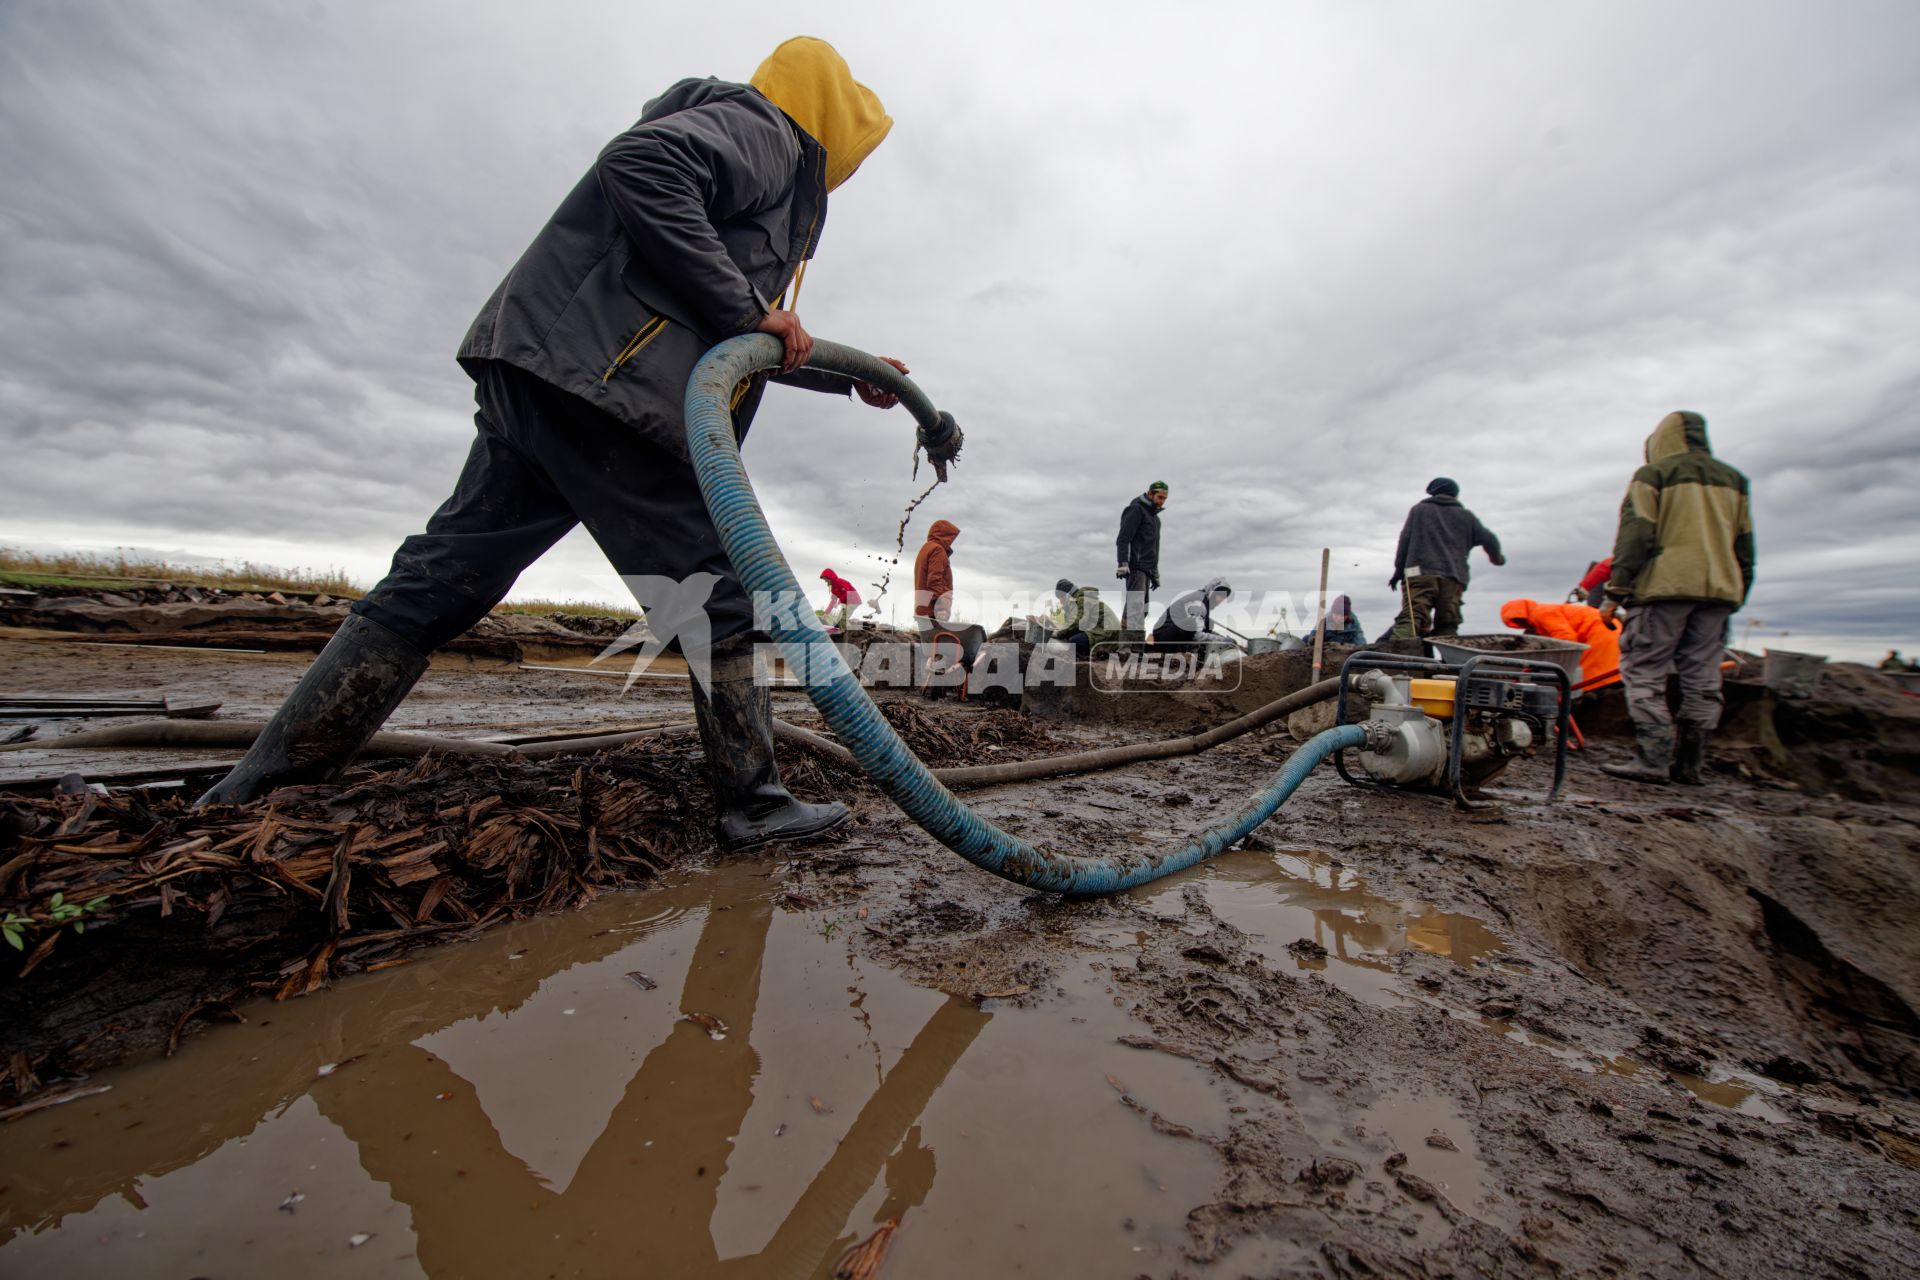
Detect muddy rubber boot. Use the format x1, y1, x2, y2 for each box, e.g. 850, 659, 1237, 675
691, 644, 849, 850
196, 613, 430, 806
1600, 723, 1675, 786
1671, 724, 1708, 786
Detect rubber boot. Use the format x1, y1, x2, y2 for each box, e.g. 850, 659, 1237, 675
1671, 724, 1708, 786
196, 613, 430, 806
1600, 723, 1675, 786
691, 643, 849, 850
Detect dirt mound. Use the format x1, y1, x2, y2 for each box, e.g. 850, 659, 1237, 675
1, 588, 625, 661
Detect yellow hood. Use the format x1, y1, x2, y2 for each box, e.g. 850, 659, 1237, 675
750, 37, 891, 191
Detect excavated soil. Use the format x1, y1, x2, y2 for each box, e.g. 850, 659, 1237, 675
1, 635, 1916, 1277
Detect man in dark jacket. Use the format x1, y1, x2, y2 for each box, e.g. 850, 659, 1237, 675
1116, 481, 1167, 638
201, 39, 902, 851
1389, 478, 1504, 638
1598, 411, 1754, 786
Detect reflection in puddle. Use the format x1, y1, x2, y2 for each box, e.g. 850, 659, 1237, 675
1136, 849, 1504, 1008
0, 863, 1225, 1278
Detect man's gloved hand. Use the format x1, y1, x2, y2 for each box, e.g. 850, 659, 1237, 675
1150, 575, 1160, 590
1598, 599, 1620, 625
757, 309, 813, 373
1116, 565, 1130, 579
1388, 574, 1401, 589
855, 356, 909, 409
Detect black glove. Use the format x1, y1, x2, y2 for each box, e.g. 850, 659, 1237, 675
1388, 574, 1401, 589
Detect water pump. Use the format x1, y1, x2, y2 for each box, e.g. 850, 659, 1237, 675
1334, 650, 1570, 805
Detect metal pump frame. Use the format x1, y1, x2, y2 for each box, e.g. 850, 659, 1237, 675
1331, 649, 1572, 807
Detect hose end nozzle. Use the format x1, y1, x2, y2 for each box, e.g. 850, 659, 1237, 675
918, 412, 963, 482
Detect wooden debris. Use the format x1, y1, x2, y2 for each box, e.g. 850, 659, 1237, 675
835, 1216, 900, 1280
0, 737, 845, 1101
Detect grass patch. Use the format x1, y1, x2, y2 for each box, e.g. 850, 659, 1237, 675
0, 549, 360, 597
0, 548, 643, 621
494, 597, 644, 622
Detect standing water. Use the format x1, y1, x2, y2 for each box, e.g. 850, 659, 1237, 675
0, 861, 1228, 1278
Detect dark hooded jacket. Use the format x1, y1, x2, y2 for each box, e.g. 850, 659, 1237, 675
1391, 492, 1503, 587
1116, 494, 1163, 582
1606, 412, 1753, 607
1320, 594, 1364, 645
913, 520, 959, 620
458, 77, 855, 459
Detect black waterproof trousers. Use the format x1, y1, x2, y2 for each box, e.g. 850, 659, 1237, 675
353, 361, 755, 651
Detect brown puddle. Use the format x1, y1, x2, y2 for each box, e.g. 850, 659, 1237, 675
1134, 848, 1505, 1007
0, 862, 1228, 1278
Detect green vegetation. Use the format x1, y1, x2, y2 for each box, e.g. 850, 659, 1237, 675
3, 893, 108, 951
0, 548, 642, 621
0, 548, 359, 597
494, 597, 644, 622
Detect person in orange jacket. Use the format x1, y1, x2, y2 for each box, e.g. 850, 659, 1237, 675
1500, 599, 1622, 691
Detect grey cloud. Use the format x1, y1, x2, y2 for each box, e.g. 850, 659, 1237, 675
2, 0, 1917, 660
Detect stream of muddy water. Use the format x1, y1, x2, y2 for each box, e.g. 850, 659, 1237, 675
0, 861, 1230, 1278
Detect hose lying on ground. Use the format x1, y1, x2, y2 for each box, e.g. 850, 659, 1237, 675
684, 334, 1364, 895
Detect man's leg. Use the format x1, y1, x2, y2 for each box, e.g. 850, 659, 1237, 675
200, 364, 577, 805
1431, 578, 1465, 636
1394, 577, 1438, 639
1122, 570, 1152, 641
1671, 603, 1734, 784
1602, 602, 1685, 784
517, 376, 844, 847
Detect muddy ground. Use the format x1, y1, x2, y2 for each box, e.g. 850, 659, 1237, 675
1, 634, 1916, 1277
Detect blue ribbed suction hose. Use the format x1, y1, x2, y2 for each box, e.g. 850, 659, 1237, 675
685, 335, 1366, 895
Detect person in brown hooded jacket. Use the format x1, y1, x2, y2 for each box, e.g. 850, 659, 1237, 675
914, 520, 960, 624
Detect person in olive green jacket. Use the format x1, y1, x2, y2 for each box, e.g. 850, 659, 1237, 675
1053, 579, 1122, 654
1598, 411, 1754, 786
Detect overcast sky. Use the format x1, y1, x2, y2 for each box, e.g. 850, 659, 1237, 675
3, 0, 1916, 660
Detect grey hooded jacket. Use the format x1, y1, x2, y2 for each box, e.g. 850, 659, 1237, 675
1153, 577, 1232, 642
458, 77, 850, 459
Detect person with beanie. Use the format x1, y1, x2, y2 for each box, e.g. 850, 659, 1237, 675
201, 39, 905, 852
1389, 477, 1504, 639
1116, 481, 1168, 639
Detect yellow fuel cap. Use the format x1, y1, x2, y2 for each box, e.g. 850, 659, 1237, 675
1408, 677, 1457, 718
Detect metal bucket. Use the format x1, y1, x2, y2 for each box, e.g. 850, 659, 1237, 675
1023, 620, 1054, 643
1426, 634, 1588, 681
1243, 637, 1285, 657
1762, 649, 1826, 699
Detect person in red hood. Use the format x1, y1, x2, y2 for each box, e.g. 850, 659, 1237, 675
1500, 599, 1622, 691
1572, 558, 1613, 608
819, 568, 861, 629
913, 521, 960, 623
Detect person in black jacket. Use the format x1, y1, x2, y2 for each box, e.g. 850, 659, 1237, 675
1115, 481, 1167, 637
1388, 478, 1504, 638
201, 39, 901, 851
